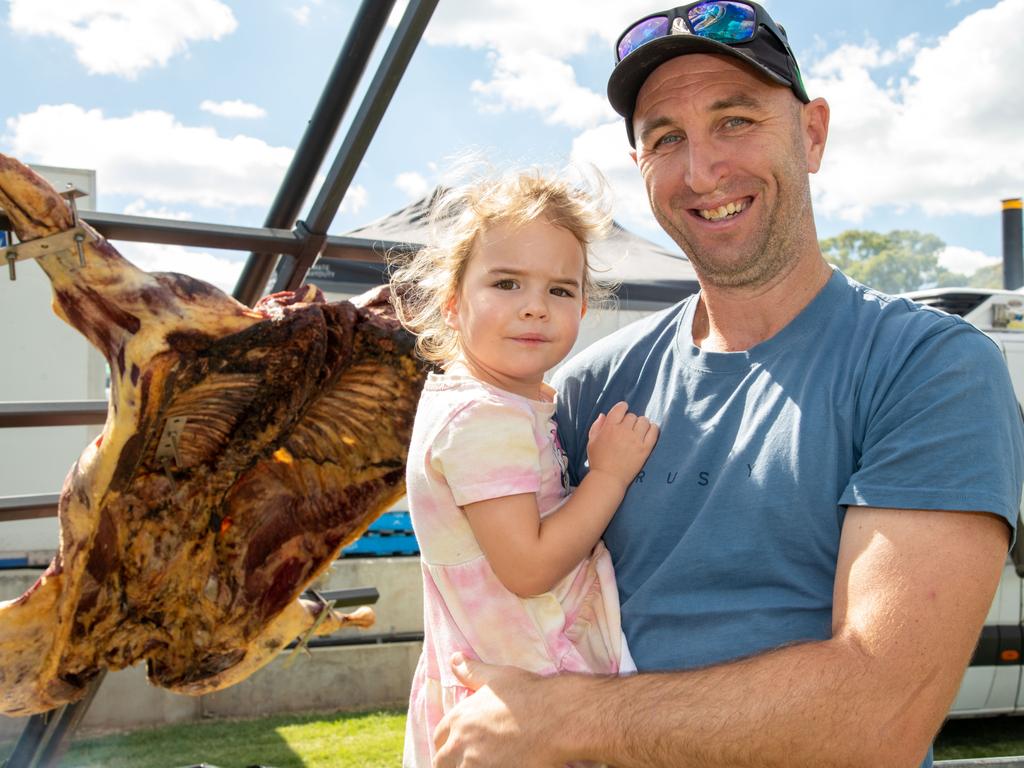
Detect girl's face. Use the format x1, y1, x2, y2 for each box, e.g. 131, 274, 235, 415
445, 217, 586, 399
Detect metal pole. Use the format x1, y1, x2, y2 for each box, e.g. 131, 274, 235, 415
1003, 198, 1023, 290
271, 0, 440, 293
0, 401, 107, 428
34, 671, 108, 768
232, 0, 399, 306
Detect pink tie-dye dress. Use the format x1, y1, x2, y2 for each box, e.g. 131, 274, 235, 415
402, 372, 626, 767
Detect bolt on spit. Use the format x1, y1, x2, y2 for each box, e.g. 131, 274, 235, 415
60, 185, 88, 266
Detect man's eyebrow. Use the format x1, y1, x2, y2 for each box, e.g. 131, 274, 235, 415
709, 93, 764, 112
635, 115, 676, 143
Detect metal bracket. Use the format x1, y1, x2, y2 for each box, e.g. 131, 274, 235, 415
4, 226, 96, 281
155, 417, 188, 466
283, 589, 334, 668
4, 186, 93, 280
281, 587, 380, 668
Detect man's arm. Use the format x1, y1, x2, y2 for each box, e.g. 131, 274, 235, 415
432, 506, 1009, 768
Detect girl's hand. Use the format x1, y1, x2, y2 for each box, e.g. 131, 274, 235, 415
586, 401, 658, 490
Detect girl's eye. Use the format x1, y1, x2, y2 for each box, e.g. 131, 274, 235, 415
494, 279, 518, 290
550, 287, 574, 298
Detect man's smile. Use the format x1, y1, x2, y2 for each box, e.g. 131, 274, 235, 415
694, 196, 752, 222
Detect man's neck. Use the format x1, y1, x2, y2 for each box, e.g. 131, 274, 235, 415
691, 255, 833, 353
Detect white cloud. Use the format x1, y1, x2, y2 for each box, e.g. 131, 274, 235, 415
395, 172, 430, 200
117, 241, 243, 294
122, 200, 193, 220
809, 0, 1024, 221
200, 100, 267, 119
413, 1, 651, 58
471, 50, 614, 129
390, 1, 653, 129
8, 0, 237, 79
338, 184, 368, 215
938, 245, 999, 275
570, 121, 662, 237
4, 104, 293, 209
289, 5, 311, 25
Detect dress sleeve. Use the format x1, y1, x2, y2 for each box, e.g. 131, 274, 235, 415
431, 399, 542, 507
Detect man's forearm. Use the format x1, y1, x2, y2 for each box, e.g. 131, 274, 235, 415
547, 636, 941, 768
435, 509, 1005, 768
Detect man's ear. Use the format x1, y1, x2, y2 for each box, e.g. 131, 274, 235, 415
803, 97, 830, 174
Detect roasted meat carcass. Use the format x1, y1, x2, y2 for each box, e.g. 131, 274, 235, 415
0, 153, 425, 716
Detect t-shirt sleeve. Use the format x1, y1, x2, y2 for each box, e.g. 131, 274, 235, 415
840, 320, 1024, 529
430, 399, 542, 507
553, 369, 586, 488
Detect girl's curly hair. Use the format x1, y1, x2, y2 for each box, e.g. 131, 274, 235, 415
388, 167, 615, 367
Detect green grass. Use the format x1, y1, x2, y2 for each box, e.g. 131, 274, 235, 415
1, 709, 1022, 766
935, 716, 1024, 760
0, 708, 406, 768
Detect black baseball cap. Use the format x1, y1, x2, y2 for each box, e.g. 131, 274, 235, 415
607, 1, 809, 147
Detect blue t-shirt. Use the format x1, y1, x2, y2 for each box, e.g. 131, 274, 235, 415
555, 269, 1023, 765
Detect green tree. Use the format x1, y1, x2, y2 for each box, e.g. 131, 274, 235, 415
819, 229, 971, 294
968, 262, 1003, 289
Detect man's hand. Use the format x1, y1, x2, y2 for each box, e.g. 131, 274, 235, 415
431, 653, 564, 768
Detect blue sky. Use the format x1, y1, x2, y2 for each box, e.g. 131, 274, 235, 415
2, 0, 1021, 291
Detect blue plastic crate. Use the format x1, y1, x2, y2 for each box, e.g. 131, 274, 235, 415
366, 511, 415, 534
342, 511, 419, 557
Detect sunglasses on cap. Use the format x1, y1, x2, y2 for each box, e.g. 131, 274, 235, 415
616, 0, 797, 63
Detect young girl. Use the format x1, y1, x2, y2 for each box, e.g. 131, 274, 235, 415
390, 169, 658, 767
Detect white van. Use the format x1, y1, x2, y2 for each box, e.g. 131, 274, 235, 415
904, 287, 1024, 717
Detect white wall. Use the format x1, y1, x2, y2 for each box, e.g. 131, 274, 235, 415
0, 166, 104, 557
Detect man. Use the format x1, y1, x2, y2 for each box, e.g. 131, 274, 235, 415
431, 3, 1024, 766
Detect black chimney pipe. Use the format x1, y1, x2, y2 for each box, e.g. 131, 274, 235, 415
1003, 198, 1023, 290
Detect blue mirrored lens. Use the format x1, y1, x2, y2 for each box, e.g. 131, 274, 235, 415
687, 1, 755, 43
618, 16, 670, 61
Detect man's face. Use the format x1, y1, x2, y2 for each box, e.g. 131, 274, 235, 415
631, 53, 827, 290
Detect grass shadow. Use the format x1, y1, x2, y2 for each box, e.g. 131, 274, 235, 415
0, 708, 406, 768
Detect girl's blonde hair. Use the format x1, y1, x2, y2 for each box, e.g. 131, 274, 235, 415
388, 167, 615, 367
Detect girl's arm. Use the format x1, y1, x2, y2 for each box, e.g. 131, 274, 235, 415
464, 402, 657, 597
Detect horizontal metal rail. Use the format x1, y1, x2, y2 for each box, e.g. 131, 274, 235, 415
0, 401, 107, 428
300, 630, 424, 649
315, 587, 380, 607
0, 494, 60, 523
0, 208, 410, 264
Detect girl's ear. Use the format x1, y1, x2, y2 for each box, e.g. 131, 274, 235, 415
443, 293, 460, 330
581, 298, 587, 318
